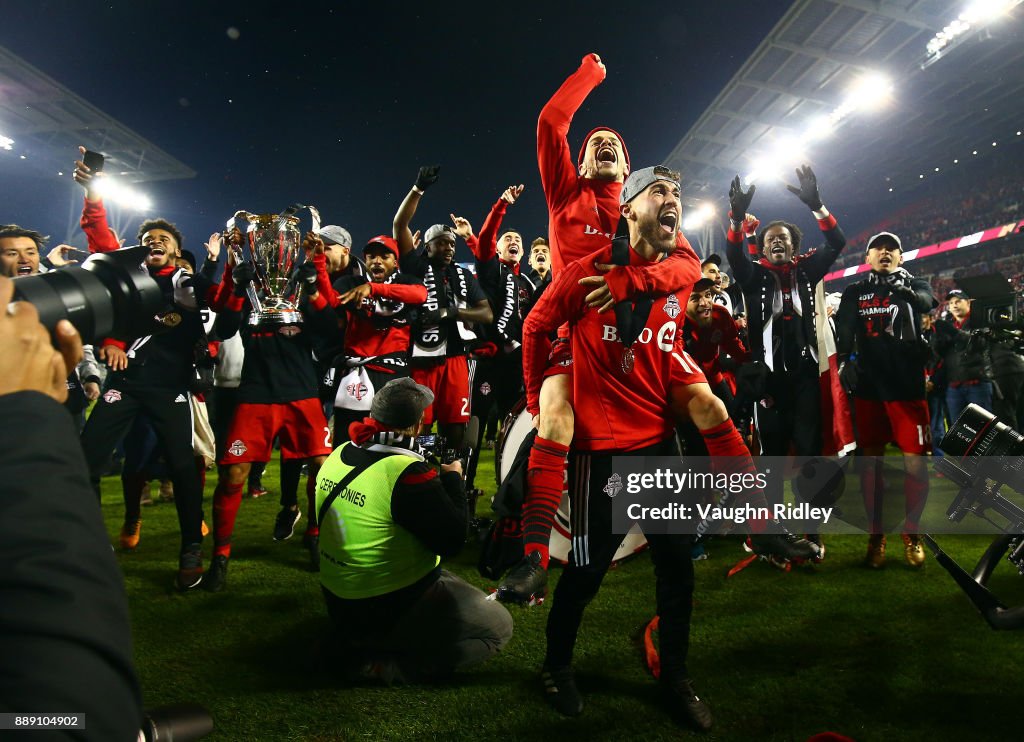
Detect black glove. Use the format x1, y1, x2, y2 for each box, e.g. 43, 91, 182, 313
838, 356, 859, 396
232, 261, 256, 297
295, 261, 318, 294
735, 360, 769, 399
786, 165, 823, 211
728, 175, 756, 223
415, 165, 441, 192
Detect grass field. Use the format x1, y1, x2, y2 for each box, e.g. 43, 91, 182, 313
104, 450, 1024, 741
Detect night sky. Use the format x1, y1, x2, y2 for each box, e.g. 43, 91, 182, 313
1, 0, 792, 258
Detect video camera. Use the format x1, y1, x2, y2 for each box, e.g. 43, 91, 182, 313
12, 245, 166, 344
926, 403, 1024, 629
953, 272, 1024, 353
416, 418, 479, 472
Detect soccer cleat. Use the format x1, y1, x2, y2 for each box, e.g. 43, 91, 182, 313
541, 665, 583, 717
865, 534, 886, 569
807, 533, 826, 564
691, 542, 709, 561
304, 532, 320, 572
748, 526, 820, 562
902, 533, 926, 568
175, 545, 203, 592
204, 554, 229, 592
119, 519, 142, 551
273, 507, 301, 541
496, 551, 548, 605
201, 520, 210, 537
248, 485, 268, 499
662, 676, 713, 732
158, 479, 175, 503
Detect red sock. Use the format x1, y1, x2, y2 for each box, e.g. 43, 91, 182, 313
305, 474, 319, 537
861, 458, 884, 534
903, 465, 928, 535
701, 419, 766, 533
213, 480, 244, 558
521, 436, 569, 569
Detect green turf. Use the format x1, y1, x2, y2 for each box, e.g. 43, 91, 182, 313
104, 452, 1024, 741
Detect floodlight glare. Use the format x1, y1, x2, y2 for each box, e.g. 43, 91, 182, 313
804, 115, 834, 142
93, 177, 153, 212
0, 135, 13, 151
923, 0, 1022, 67
845, 72, 894, 111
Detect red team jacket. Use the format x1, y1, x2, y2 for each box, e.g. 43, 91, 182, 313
523, 242, 704, 452
682, 305, 749, 387
538, 54, 696, 303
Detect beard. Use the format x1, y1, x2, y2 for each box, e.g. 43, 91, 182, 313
638, 219, 675, 255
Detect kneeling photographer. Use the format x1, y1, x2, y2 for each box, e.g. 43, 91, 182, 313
315, 377, 513, 682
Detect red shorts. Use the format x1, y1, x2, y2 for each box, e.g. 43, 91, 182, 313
542, 336, 574, 379
220, 399, 332, 464
411, 356, 470, 425
854, 397, 931, 455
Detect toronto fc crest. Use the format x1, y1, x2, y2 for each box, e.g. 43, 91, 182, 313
664, 294, 681, 319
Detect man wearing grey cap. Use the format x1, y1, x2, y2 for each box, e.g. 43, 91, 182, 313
314, 377, 513, 681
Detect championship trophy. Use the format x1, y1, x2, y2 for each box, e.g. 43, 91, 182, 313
226, 204, 320, 327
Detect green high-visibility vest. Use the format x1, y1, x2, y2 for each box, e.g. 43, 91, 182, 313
316, 443, 440, 599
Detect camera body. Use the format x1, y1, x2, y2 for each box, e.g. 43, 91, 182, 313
416, 433, 471, 468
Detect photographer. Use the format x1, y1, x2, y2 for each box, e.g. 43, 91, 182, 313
932, 289, 995, 422
0, 276, 144, 740
316, 377, 512, 681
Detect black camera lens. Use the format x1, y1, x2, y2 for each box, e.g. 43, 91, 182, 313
12, 245, 165, 343
940, 404, 1024, 489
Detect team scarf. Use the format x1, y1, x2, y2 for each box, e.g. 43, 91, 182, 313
865, 268, 921, 342
755, 254, 818, 371
494, 263, 536, 349
414, 261, 476, 358
348, 416, 427, 458
358, 271, 405, 321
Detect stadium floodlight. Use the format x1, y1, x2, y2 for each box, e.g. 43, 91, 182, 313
682, 202, 715, 232
804, 114, 835, 142
0, 135, 13, 151
93, 177, 153, 212
922, 0, 1022, 68
843, 72, 894, 111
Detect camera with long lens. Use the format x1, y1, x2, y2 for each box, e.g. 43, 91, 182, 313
11, 245, 166, 343
926, 404, 1024, 629
953, 272, 1024, 354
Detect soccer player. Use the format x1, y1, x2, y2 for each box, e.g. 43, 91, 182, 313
504, 54, 714, 600
393, 166, 494, 452
521, 166, 719, 729
834, 232, 937, 567
205, 230, 335, 591
316, 234, 428, 445
680, 277, 750, 453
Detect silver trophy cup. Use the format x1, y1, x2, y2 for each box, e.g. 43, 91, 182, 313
228, 210, 305, 326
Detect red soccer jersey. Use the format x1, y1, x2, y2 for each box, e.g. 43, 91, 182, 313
537, 55, 622, 278
538, 54, 703, 303
522, 241, 705, 452
682, 305, 749, 386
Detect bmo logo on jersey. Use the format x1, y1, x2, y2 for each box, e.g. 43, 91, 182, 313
600, 321, 677, 351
